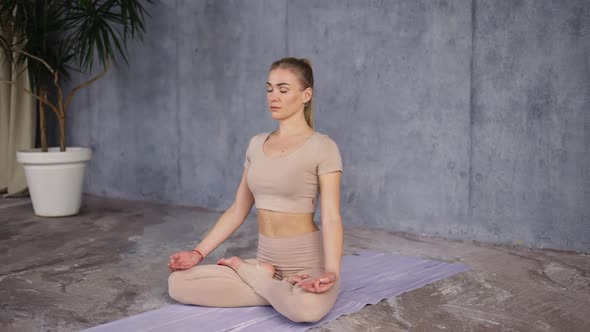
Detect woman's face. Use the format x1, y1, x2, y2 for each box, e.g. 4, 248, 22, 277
266, 68, 311, 121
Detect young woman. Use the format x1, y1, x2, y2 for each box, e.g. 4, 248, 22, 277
167, 57, 343, 323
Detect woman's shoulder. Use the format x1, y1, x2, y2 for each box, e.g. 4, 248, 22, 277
247, 132, 269, 144
312, 132, 343, 174
314, 131, 339, 148
308, 132, 341, 162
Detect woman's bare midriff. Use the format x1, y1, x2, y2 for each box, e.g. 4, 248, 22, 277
257, 209, 319, 237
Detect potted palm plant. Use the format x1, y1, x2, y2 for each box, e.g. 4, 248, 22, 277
0, 0, 151, 217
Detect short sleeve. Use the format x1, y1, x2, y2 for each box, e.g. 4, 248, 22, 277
317, 137, 343, 175
243, 136, 255, 168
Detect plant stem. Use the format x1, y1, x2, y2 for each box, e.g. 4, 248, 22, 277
64, 60, 111, 113
59, 116, 66, 152
40, 88, 48, 152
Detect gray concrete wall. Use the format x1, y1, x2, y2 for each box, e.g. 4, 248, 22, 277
65, 0, 589, 252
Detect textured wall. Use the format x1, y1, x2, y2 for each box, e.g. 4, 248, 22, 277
470, 1, 589, 251
65, 0, 590, 252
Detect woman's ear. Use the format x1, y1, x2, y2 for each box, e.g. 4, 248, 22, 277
304, 87, 313, 103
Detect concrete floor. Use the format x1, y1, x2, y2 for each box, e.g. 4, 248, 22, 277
1, 195, 589, 332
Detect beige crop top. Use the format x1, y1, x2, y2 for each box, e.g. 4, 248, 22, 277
243, 130, 343, 213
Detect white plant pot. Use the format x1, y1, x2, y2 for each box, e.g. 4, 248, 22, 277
16, 147, 92, 217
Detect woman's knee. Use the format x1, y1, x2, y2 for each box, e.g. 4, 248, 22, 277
287, 306, 329, 323
167, 271, 187, 302
288, 286, 340, 322
283, 295, 332, 322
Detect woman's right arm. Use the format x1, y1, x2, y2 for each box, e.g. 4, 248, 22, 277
169, 167, 255, 272
191, 166, 255, 258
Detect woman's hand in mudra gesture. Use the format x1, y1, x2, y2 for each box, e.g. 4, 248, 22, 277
168, 251, 203, 273
287, 272, 338, 293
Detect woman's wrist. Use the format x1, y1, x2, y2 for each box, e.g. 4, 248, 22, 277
191, 248, 205, 261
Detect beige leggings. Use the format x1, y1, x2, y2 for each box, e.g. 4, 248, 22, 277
168, 230, 340, 323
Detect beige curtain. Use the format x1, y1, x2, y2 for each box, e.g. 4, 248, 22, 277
0, 28, 36, 198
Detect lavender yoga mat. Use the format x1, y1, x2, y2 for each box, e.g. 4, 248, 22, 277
83, 250, 470, 331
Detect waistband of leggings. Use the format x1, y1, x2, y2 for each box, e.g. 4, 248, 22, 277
256, 230, 324, 273
257, 229, 322, 244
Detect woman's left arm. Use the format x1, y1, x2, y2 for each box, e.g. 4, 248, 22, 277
319, 171, 343, 277
298, 170, 343, 293
298, 138, 343, 293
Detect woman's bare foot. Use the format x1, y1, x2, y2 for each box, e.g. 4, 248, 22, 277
217, 256, 243, 272
217, 256, 275, 276
258, 261, 276, 276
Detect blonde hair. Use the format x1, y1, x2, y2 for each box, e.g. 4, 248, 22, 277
269, 57, 315, 129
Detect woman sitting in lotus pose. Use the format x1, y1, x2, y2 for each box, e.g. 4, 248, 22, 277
168, 57, 344, 323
